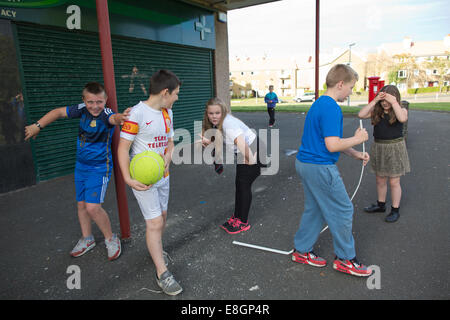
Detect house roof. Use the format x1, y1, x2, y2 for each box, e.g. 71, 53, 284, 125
229, 49, 367, 72
378, 36, 450, 57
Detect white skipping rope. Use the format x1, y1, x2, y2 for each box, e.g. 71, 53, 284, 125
232, 120, 366, 256
320, 119, 366, 234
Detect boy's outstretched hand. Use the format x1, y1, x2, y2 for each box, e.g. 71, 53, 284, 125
117, 107, 132, 125
24, 124, 40, 141
110, 107, 131, 126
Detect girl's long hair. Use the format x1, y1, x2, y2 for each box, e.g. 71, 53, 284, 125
202, 98, 230, 164
371, 85, 401, 125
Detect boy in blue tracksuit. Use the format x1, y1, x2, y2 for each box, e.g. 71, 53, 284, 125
291, 64, 373, 277
264, 85, 278, 127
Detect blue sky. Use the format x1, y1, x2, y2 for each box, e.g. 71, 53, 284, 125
227, 0, 450, 58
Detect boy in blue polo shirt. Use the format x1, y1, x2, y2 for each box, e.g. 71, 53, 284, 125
25, 82, 130, 261
291, 64, 372, 277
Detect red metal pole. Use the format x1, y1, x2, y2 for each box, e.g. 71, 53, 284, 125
96, 0, 131, 239
315, 0, 320, 100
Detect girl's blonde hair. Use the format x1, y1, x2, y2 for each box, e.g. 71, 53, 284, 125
371, 85, 401, 125
202, 98, 230, 164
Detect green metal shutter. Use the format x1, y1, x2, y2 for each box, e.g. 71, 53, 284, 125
15, 23, 104, 182
15, 23, 213, 182
112, 36, 214, 140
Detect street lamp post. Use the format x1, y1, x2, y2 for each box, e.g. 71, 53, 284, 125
347, 42, 356, 106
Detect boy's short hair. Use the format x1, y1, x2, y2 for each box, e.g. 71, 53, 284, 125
82, 82, 106, 97
326, 64, 359, 88
149, 69, 182, 95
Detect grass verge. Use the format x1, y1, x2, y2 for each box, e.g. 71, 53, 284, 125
231, 102, 450, 113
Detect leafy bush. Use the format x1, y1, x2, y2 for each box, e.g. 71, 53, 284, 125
407, 86, 450, 94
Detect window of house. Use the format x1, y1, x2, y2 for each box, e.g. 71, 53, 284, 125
398, 70, 407, 78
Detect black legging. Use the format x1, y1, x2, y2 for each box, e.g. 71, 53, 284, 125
233, 137, 265, 223
234, 164, 261, 223
267, 107, 275, 125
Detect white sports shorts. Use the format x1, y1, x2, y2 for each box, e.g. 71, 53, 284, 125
132, 176, 170, 220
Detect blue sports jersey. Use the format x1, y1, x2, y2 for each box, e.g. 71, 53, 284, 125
297, 95, 343, 164
66, 103, 115, 174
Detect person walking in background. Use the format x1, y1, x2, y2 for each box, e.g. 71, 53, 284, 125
264, 85, 278, 127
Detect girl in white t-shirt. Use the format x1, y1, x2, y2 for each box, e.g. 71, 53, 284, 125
200, 98, 263, 234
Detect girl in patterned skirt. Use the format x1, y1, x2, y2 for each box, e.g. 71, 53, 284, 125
358, 85, 410, 222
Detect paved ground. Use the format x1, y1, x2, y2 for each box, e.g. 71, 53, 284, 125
0, 110, 449, 302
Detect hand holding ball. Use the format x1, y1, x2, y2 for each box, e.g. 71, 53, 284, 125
130, 151, 165, 185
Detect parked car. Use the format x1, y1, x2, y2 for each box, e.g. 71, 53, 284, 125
294, 92, 315, 102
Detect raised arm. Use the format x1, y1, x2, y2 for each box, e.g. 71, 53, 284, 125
24, 107, 67, 141
384, 93, 408, 123
358, 92, 385, 119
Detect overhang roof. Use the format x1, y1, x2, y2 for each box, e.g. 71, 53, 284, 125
179, 0, 280, 11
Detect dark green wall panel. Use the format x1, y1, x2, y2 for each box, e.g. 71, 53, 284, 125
15, 23, 213, 182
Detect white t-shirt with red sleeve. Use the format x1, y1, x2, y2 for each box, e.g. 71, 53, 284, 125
120, 101, 174, 159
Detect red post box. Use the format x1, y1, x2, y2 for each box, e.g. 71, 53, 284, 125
368, 76, 380, 103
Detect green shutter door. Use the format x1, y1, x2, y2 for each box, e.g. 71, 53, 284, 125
112, 37, 214, 138
15, 23, 213, 182
15, 23, 104, 182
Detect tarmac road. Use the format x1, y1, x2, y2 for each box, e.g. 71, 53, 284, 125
0, 110, 448, 301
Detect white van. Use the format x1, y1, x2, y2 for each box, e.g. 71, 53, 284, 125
294, 92, 315, 102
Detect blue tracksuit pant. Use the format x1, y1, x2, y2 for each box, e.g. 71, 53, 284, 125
294, 159, 356, 260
